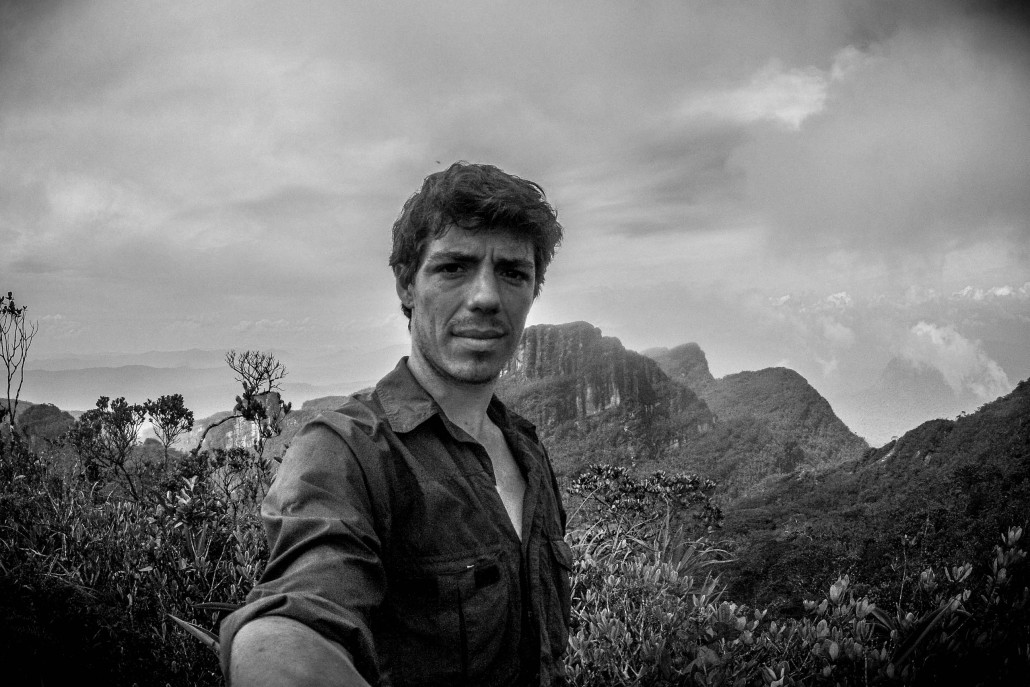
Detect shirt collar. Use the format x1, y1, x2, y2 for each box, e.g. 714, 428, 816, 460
374, 357, 440, 433
374, 357, 522, 435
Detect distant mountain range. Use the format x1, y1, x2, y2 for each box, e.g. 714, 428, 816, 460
21, 344, 407, 417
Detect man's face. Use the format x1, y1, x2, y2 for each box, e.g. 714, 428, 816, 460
398, 226, 536, 387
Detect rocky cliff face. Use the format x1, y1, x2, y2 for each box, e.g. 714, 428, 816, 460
496, 322, 714, 472
500, 322, 711, 426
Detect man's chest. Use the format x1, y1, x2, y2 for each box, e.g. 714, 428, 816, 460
374, 427, 533, 559
480, 425, 527, 540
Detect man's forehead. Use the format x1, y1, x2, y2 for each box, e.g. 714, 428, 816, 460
423, 226, 534, 262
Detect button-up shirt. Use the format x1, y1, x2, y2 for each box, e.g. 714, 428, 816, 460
220, 358, 572, 686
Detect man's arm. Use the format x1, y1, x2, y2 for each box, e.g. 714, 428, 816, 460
221, 415, 388, 685
230, 616, 369, 687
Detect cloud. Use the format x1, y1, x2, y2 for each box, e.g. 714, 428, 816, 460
738, 18, 1030, 291
679, 48, 868, 130
36, 313, 84, 341
825, 292, 854, 309
899, 321, 1011, 400
816, 356, 840, 376
821, 317, 856, 348
952, 283, 1030, 301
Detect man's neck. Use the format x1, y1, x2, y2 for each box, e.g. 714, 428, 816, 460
405, 355, 496, 441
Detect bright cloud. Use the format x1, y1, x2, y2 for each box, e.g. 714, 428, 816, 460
900, 322, 1012, 401
953, 283, 1030, 301
680, 60, 829, 130
679, 48, 869, 130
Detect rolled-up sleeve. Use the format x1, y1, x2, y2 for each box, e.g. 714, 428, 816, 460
220, 416, 386, 683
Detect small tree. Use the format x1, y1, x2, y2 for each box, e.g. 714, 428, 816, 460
144, 394, 195, 468
193, 350, 292, 457
66, 396, 147, 499
1, 291, 38, 435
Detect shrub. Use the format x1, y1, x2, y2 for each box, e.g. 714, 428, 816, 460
563, 478, 1029, 686
0, 431, 268, 686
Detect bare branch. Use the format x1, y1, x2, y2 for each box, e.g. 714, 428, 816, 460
225, 349, 288, 394
1, 291, 38, 434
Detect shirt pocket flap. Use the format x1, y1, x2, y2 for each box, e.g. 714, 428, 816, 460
549, 538, 574, 571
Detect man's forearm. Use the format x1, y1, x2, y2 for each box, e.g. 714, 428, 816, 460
229, 616, 370, 687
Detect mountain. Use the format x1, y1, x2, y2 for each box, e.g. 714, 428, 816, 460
28, 349, 230, 371
17, 402, 77, 442
702, 368, 866, 459
496, 322, 715, 474
643, 343, 715, 390
1, 399, 76, 444
723, 376, 1030, 609
646, 348, 868, 498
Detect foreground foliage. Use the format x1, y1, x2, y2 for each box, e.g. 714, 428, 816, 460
0, 434, 267, 686
564, 467, 1029, 686
2, 423, 1027, 686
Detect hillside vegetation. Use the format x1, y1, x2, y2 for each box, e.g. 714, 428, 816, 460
723, 379, 1030, 616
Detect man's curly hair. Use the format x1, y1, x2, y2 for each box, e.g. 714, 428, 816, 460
389, 161, 563, 319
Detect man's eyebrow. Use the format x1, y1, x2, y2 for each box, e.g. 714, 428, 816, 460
497, 256, 535, 271
423, 251, 534, 270
423, 249, 477, 265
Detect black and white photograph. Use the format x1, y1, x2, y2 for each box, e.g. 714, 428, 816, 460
2, 1, 1028, 685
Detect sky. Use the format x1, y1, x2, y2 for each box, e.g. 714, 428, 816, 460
3, 0, 1030, 420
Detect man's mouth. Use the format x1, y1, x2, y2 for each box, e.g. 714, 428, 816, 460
453, 328, 506, 340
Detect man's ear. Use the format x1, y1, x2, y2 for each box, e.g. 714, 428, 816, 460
395, 275, 414, 310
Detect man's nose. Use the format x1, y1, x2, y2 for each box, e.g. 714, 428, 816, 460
468, 266, 501, 311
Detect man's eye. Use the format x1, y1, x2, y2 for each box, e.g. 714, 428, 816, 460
439, 264, 465, 274
502, 269, 531, 283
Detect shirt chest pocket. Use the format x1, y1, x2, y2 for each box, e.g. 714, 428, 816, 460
382, 550, 518, 686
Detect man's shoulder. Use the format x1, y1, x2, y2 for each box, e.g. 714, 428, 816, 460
299, 388, 385, 443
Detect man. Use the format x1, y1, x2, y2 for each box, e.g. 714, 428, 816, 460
221, 162, 571, 686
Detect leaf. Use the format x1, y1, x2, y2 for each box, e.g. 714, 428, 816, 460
890, 602, 954, 669
194, 601, 243, 613
169, 613, 220, 655
866, 606, 895, 632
